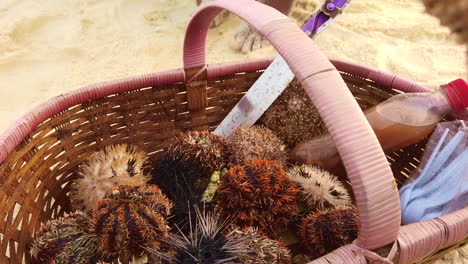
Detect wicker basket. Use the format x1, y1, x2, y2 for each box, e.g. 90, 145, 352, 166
0, 0, 466, 263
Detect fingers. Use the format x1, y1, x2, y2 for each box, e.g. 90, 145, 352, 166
232, 22, 270, 54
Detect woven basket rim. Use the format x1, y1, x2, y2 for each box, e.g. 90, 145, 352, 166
0, 57, 430, 165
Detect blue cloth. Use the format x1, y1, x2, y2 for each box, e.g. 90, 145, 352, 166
400, 121, 468, 224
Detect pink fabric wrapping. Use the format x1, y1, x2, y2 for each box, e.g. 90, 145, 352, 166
309, 244, 367, 263
183, 0, 400, 249
398, 207, 468, 264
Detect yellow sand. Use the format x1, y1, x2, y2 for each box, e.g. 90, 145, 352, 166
0, 0, 466, 262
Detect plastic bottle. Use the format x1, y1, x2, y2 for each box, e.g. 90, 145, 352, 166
289, 79, 468, 170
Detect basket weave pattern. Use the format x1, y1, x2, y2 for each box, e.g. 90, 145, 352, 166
0, 0, 466, 263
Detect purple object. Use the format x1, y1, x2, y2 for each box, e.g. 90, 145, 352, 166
301, 0, 350, 37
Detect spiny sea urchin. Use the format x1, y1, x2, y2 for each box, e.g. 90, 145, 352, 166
257, 79, 327, 148
228, 126, 288, 166
298, 207, 359, 258
147, 206, 250, 264
31, 211, 100, 264
171, 131, 231, 173
231, 228, 292, 264
216, 159, 299, 237
70, 144, 152, 212
151, 131, 230, 226
90, 184, 173, 264
286, 165, 352, 211
150, 154, 205, 228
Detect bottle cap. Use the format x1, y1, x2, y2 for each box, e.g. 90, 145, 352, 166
441, 79, 468, 111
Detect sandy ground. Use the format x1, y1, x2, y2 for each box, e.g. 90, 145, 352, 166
0, 0, 466, 263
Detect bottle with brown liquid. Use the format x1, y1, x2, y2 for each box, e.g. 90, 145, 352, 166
290, 79, 468, 170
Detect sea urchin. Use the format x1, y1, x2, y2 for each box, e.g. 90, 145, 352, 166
286, 165, 352, 211
216, 159, 299, 237
148, 206, 250, 264
31, 211, 99, 264
228, 126, 288, 166
231, 228, 292, 264
298, 207, 359, 258
70, 144, 152, 212
90, 184, 173, 263
257, 79, 327, 148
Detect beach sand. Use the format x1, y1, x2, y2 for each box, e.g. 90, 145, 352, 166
0, 0, 466, 263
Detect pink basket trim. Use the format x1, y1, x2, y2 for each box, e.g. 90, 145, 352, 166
0, 69, 185, 164
308, 244, 367, 263
207, 58, 272, 79
397, 207, 468, 264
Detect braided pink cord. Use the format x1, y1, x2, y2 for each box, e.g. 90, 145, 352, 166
184, 0, 400, 249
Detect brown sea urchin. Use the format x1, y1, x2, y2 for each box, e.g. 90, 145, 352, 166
298, 207, 359, 258
70, 144, 152, 212
231, 228, 292, 264
286, 165, 352, 211
257, 79, 327, 148
228, 126, 288, 166
216, 159, 299, 237
171, 131, 231, 173
31, 211, 99, 264
90, 184, 173, 263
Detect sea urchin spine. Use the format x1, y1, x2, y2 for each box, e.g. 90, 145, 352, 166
147, 206, 250, 264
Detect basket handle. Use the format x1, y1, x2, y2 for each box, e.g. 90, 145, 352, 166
183, 0, 401, 250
